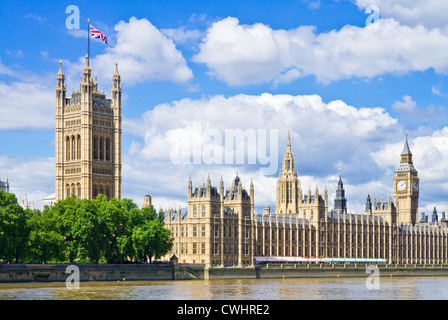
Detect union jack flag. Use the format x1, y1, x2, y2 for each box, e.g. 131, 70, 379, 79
90, 24, 108, 44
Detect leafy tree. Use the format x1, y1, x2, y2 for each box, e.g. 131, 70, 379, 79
42, 195, 79, 262
0, 191, 30, 262
0, 191, 173, 264
97, 196, 137, 263
72, 199, 107, 263
26, 212, 65, 263
132, 219, 173, 263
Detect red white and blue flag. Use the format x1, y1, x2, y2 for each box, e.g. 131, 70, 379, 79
90, 25, 108, 44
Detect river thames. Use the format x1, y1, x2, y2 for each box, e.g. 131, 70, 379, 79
1, 276, 448, 300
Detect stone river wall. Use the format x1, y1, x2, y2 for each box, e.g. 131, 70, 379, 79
1, 263, 448, 283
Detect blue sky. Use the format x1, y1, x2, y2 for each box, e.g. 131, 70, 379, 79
1, 0, 448, 217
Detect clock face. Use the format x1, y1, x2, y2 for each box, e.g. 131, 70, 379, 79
397, 180, 407, 191
413, 181, 418, 191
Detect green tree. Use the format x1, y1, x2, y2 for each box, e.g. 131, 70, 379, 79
72, 199, 107, 263
0, 191, 30, 262
132, 219, 173, 263
27, 212, 65, 263
97, 196, 136, 263
42, 195, 79, 262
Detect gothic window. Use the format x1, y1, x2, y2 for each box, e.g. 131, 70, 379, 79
105, 185, 110, 199
193, 206, 197, 217
77, 135, 81, 159
77, 183, 81, 199
106, 137, 110, 161
99, 184, 104, 195
71, 183, 76, 197
66, 184, 70, 198
99, 137, 104, 160
93, 184, 98, 198
281, 184, 285, 203
93, 136, 98, 160
202, 206, 206, 217
288, 182, 293, 203
71, 136, 76, 161
66, 136, 70, 161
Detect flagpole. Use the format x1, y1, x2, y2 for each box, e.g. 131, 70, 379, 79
87, 18, 90, 66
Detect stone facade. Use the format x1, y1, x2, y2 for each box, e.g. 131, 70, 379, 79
55, 57, 122, 201
164, 133, 448, 265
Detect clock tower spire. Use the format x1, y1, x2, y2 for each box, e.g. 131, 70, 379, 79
394, 132, 419, 225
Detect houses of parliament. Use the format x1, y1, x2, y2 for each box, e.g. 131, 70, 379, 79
55, 59, 448, 266
164, 132, 448, 266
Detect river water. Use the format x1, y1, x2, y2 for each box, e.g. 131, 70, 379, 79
1, 276, 448, 300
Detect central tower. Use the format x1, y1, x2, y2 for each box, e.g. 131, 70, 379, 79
275, 131, 300, 214
55, 56, 122, 201
394, 133, 419, 225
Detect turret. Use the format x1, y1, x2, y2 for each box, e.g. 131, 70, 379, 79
365, 194, 372, 213
219, 175, 224, 200
188, 175, 192, 198
56, 60, 66, 102
112, 62, 122, 102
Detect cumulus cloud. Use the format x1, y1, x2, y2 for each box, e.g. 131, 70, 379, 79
355, 0, 448, 30
64, 17, 193, 88
193, 17, 448, 86
161, 27, 203, 45
94, 17, 193, 86
392, 95, 448, 128
0, 81, 53, 130
123, 92, 401, 213
0, 155, 54, 210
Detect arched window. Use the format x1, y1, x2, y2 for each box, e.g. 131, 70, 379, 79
77, 183, 81, 199
99, 184, 104, 195
66, 136, 70, 161
105, 185, 110, 199
99, 137, 104, 160
77, 135, 81, 159
71, 183, 76, 197
93, 136, 98, 160
93, 184, 98, 198
105, 137, 110, 161
71, 136, 76, 161
66, 184, 70, 198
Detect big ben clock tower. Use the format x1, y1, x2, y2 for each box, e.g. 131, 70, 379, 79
394, 133, 419, 225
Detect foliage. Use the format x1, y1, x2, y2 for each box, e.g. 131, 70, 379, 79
0, 190, 173, 264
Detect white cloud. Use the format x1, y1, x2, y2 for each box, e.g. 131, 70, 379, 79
0, 155, 54, 210
392, 95, 416, 112
392, 95, 448, 127
355, 0, 448, 30
161, 27, 203, 44
0, 81, 54, 130
91, 17, 193, 86
193, 17, 448, 86
124, 92, 401, 212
